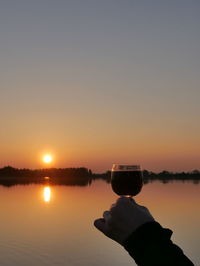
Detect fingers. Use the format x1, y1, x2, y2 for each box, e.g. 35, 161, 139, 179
103, 211, 111, 222
94, 210, 112, 236
110, 197, 139, 218
128, 197, 137, 204
116, 196, 137, 205
94, 218, 107, 234
111, 203, 116, 208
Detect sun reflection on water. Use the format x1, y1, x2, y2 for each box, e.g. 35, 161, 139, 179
43, 186, 51, 203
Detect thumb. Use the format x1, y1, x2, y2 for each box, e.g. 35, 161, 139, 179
94, 218, 107, 235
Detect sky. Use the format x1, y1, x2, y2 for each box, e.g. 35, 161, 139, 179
0, 0, 199, 172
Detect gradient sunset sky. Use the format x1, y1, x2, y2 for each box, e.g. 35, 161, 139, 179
0, 1, 199, 172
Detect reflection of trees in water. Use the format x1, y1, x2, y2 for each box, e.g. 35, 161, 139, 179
0, 166, 199, 187
0, 178, 92, 187
143, 179, 200, 184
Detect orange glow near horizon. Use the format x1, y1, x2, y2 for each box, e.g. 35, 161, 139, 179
0, 145, 199, 173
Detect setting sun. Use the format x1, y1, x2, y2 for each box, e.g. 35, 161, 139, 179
43, 154, 53, 164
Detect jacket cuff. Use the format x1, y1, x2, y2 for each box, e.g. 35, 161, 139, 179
123, 221, 172, 259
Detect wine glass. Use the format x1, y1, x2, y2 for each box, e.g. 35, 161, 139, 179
111, 164, 143, 196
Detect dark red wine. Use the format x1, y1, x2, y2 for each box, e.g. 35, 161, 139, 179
111, 171, 143, 196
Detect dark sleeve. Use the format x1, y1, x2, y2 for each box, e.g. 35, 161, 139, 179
123, 222, 194, 266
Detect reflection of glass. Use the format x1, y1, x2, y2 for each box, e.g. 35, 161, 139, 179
111, 164, 143, 196
43, 186, 51, 203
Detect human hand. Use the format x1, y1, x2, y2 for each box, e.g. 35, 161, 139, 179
94, 197, 154, 245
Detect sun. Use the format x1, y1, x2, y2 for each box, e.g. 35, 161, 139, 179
43, 154, 53, 164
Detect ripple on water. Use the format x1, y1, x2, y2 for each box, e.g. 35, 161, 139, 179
0, 238, 66, 266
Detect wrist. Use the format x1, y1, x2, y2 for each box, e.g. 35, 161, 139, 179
123, 221, 172, 259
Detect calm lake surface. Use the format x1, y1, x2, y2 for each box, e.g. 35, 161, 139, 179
0, 180, 199, 266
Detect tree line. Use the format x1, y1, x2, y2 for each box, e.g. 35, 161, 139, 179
93, 169, 200, 183
0, 166, 199, 187
0, 166, 92, 187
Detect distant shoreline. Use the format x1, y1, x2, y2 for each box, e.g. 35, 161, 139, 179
0, 166, 199, 187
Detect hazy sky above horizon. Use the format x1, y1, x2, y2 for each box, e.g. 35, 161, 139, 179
0, 0, 199, 172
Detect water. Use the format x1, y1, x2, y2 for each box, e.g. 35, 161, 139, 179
0, 180, 199, 265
